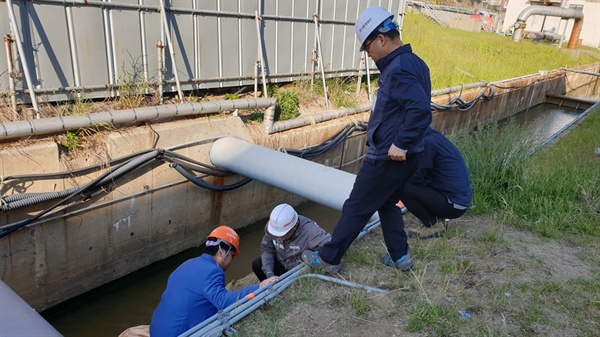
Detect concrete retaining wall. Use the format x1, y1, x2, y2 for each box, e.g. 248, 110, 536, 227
1, 63, 599, 310
0, 114, 368, 310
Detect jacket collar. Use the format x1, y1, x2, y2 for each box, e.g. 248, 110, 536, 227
375, 43, 412, 71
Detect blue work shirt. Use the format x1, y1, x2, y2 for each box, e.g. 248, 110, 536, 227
150, 253, 259, 337
412, 128, 473, 208
367, 44, 432, 160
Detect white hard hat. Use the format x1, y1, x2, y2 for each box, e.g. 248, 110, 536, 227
267, 204, 298, 237
354, 6, 396, 49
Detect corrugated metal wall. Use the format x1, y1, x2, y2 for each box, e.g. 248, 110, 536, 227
0, 0, 405, 104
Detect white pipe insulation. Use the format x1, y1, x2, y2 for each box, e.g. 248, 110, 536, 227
209, 136, 379, 222
0, 98, 276, 141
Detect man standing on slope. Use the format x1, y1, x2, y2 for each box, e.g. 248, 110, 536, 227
304, 6, 432, 272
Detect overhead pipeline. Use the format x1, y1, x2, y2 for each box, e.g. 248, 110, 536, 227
512, 5, 584, 49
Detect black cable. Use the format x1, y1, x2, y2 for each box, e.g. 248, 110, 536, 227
431, 85, 495, 112
1, 149, 156, 182
283, 124, 361, 160
1, 152, 161, 212
0, 153, 158, 237
171, 163, 252, 192
159, 150, 228, 175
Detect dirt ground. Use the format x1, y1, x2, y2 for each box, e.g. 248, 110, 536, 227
228, 215, 599, 337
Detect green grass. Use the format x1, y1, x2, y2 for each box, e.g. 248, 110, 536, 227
452, 106, 600, 239
505, 106, 600, 238
231, 299, 287, 337
403, 14, 600, 89
346, 289, 373, 316
476, 229, 508, 244
291, 277, 318, 302
60, 91, 92, 116
450, 121, 537, 214
407, 300, 462, 335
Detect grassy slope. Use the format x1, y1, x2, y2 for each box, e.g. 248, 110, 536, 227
402, 14, 600, 89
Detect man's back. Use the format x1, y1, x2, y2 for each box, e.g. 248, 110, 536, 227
150, 254, 257, 337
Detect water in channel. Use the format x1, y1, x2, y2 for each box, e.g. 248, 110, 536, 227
41, 102, 584, 336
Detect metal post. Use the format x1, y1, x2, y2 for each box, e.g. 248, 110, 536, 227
102, 0, 116, 97
254, 60, 259, 98
157, 40, 165, 105
5, 0, 40, 118
4, 34, 18, 115
356, 56, 364, 95
65, 6, 81, 88
398, 0, 407, 39
159, 0, 184, 102
139, 0, 150, 90
255, 11, 268, 97
313, 13, 329, 109
310, 48, 316, 90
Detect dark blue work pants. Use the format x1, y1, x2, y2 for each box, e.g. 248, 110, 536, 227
319, 156, 420, 265
400, 182, 467, 227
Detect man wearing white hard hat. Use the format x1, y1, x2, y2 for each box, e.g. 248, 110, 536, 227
304, 6, 432, 272
252, 203, 331, 281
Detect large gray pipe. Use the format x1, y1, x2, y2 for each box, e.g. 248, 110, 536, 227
0, 280, 63, 336
210, 136, 359, 212
512, 5, 584, 49
0, 98, 276, 142
209, 136, 380, 222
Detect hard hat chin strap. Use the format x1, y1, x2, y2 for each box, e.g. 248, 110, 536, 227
219, 246, 232, 259
208, 238, 233, 258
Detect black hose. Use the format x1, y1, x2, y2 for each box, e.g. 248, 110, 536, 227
283, 124, 361, 160
91, 151, 161, 192
1, 151, 161, 212
160, 150, 228, 176
1, 186, 83, 211
171, 163, 252, 192
1, 149, 156, 182
431, 85, 495, 112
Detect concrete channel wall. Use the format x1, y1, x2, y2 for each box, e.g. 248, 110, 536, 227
1, 63, 599, 310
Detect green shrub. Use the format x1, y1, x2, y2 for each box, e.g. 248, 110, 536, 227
244, 110, 264, 124
274, 90, 299, 121
225, 93, 239, 100
63, 131, 79, 152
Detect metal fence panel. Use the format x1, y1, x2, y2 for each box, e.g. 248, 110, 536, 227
0, 0, 405, 106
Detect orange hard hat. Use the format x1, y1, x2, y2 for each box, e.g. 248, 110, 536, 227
207, 225, 241, 256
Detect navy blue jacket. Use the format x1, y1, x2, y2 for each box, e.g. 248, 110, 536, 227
150, 254, 259, 337
367, 44, 432, 159
411, 128, 473, 208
